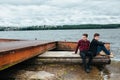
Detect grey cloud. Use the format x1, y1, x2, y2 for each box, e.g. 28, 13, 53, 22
0, 0, 47, 5
0, 0, 120, 27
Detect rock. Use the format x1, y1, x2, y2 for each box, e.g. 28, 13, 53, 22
29, 71, 55, 80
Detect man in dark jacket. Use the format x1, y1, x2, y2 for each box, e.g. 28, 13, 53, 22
89, 33, 110, 57
75, 33, 92, 73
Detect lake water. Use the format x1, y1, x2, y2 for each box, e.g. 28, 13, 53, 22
0, 29, 120, 61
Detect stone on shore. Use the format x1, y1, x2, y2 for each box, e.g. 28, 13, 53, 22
29, 71, 55, 80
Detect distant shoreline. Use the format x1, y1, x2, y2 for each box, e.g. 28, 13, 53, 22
0, 24, 120, 31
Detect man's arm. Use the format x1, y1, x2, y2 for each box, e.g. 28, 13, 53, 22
88, 41, 90, 47
75, 41, 80, 54
96, 40, 105, 46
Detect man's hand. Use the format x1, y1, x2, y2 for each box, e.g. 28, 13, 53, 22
74, 52, 77, 54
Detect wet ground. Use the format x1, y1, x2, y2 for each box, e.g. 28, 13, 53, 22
0, 60, 119, 80
103, 61, 120, 80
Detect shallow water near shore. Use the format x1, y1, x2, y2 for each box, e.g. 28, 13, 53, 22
103, 60, 120, 80
0, 60, 119, 80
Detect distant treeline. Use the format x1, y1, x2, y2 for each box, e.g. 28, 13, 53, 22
0, 24, 120, 31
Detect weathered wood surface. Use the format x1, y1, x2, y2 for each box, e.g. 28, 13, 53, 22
37, 51, 111, 64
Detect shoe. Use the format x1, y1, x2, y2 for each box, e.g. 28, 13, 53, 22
89, 66, 92, 70
80, 63, 83, 66
109, 52, 114, 58
85, 69, 90, 73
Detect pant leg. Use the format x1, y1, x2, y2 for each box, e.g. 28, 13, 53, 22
97, 46, 110, 55
80, 51, 87, 69
97, 46, 102, 55
86, 51, 93, 68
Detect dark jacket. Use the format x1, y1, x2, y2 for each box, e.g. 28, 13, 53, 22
75, 39, 90, 53
89, 39, 105, 55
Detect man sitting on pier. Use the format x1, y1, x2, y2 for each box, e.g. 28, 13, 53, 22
75, 33, 93, 73
89, 33, 110, 57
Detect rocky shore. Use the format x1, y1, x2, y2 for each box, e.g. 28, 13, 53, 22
0, 59, 119, 80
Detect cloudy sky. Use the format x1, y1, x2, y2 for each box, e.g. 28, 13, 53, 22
0, 0, 120, 27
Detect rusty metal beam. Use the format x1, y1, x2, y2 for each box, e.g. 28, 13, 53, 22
0, 41, 56, 71
0, 38, 23, 42
56, 41, 77, 51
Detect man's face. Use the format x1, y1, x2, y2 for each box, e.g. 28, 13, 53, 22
94, 36, 100, 40
82, 36, 87, 41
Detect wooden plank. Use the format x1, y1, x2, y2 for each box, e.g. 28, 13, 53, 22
38, 51, 111, 64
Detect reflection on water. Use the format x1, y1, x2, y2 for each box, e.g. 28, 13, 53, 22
101, 61, 120, 80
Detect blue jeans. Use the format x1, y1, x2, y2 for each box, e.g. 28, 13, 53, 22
80, 51, 93, 70
97, 46, 110, 55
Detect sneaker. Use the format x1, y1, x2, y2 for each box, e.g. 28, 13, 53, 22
109, 52, 114, 58
89, 66, 92, 70
85, 69, 90, 73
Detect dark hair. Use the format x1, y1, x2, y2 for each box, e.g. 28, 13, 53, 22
94, 33, 100, 37
83, 33, 88, 37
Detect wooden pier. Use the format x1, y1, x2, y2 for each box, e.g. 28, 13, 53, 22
0, 39, 111, 71
0, 39, 56, 71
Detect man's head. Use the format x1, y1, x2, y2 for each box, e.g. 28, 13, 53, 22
82, 33, 88, 41
94, 33, 100, 40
